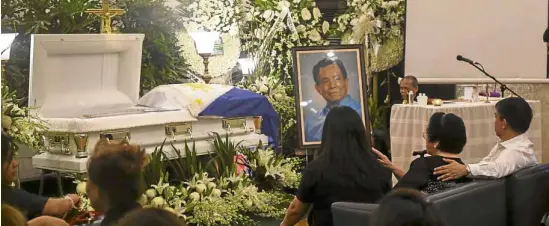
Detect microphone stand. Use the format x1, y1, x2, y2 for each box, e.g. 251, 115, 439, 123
465, 62, 523, 99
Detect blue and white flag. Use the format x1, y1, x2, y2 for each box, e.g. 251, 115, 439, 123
139, 84, 279, 149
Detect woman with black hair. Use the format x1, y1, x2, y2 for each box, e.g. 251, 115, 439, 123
374, 112, 472, 193
85, 140, 147, 226
281, 106, 391, 226
370, 188, 446, 226
1, 132, 79, 220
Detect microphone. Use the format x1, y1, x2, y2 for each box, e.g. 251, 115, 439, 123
456, 55, 477, 65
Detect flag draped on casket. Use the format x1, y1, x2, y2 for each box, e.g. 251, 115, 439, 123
139, 84, 279, 149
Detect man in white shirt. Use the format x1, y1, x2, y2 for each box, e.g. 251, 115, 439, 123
434, 97, 538, 180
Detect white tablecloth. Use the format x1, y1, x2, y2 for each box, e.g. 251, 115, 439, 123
389, 100, 542, 180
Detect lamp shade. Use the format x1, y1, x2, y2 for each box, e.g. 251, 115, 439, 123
1, 33, 18, 61
190, 32, 220, 55
237, 57, 255, 75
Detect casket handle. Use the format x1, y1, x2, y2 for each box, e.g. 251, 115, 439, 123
41, 135, 49, 153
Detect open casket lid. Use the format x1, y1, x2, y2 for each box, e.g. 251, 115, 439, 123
28, 34, 145, 118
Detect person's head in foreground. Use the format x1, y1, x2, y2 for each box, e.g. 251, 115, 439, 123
118, 207, 186, 226
313, 57, 349, 104
425, 112, 467, 156
2, 204, 27, 226
371, 188, 446, 226
318, 106, 386, 186
400, 75, 419, 102
494, 97, 532, 141
86, 139, 147, 225
1, 204, 69, 226
1, 132, 18, 185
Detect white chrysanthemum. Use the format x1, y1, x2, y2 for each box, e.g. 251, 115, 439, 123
207, 182, 217, 189
277, 1, 290, 10
313, 7, 322, 20
244, 12, 253, 21
189, 192, 201, 201
308, 30, 321, 42
259, 85, 269, 93
296, 25, 307, 33
262, 10, 274, 22
293, 0, 301, 3
76, 182, 87, 195
196, 183, 207, 194
145, 189, 157, 199
301, 8, 312, 21
138, 194, 148, 206
211, 189, 222, 197
322, 21, 330, 34
151, 197, 165, 208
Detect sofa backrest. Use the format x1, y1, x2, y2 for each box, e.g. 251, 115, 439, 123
331, 202, 378, 226
506, 164, 549, 226
427, 179, 507, 226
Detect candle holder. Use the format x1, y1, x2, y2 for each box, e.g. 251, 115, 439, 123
190, 32, 221, 84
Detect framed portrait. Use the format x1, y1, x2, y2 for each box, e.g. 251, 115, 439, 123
292, 45, 370, 149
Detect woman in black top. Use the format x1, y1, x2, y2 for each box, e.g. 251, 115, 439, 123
1, 132, 79, 219
374, 112, 472, 193
86, 140, 146, 226
281, 106, 391, 226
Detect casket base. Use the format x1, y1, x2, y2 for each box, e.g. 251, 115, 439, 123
32, 131, 268, 173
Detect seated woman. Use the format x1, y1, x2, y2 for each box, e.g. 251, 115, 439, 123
370, 188, 446, 226
1, 132, 79, 219
281, 106, 391, 226
374, 112, 472, 193
85, 139, 147, 226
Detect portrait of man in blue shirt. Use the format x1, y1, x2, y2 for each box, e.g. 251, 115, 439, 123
304, 57, 363, 142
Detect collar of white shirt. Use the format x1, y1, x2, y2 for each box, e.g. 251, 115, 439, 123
497, 133, 533, 153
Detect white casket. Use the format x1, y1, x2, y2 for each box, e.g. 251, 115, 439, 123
29, 34, 267, 173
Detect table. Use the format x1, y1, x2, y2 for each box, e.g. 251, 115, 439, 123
389, 100, 542, 183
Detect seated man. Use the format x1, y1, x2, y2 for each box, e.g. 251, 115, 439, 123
434, 97, 538, 180
398, 75, 419, 104
1, 132, 79, 219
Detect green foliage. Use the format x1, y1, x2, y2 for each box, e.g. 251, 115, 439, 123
1, 0, 189, 100
117, 0, 190, 95
162, 139, 205, 182
208, 132, 243, 178
1, 81, 46, 152
143, 140, 168, 186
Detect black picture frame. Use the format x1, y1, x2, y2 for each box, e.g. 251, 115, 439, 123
291, 44, 371, 149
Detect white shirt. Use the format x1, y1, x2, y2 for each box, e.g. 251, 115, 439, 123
467, 133, 537, 178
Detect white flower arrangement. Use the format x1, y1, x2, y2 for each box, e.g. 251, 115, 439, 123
333, 0, 405, 72
238, 0, 330, 80
180, 0, 239, 35
1, 83, 45, 153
